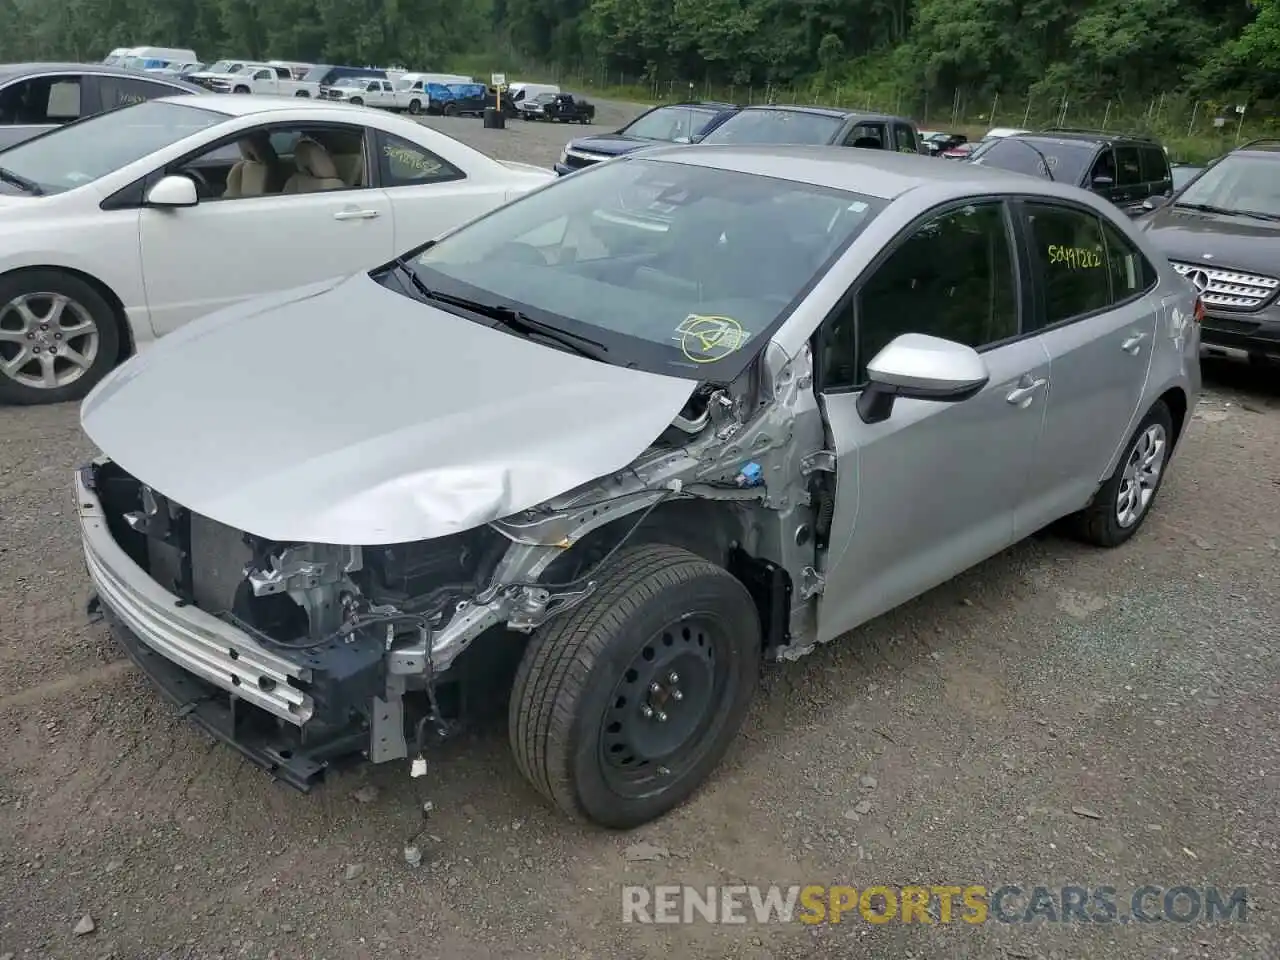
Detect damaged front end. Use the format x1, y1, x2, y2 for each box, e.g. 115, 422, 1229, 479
78, 339, 825, 789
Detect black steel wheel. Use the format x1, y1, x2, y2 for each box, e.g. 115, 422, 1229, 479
509, 544, 761, 828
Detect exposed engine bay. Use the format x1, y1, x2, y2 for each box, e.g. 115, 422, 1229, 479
81, 339, 831, 789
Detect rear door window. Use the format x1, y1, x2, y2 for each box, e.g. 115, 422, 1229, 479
93, 74, 184, 112
892, 122, 918, 153
1020, 202, 1111, 326
0, 75, 84, 126
845, 122, 888, 148
1139, 145, 1170, 187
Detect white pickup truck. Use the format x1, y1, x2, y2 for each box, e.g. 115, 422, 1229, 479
320, 76, 428, 114
193, 62, 312, 96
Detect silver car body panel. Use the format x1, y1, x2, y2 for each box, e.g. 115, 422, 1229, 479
77, 145, 1199, 765
79, 272, 698, 545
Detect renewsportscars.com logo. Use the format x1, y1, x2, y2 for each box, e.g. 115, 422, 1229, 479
622, 884, 1250, 925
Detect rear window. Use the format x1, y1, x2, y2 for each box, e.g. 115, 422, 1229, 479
969, 137, 1096, 185
699, 109, 843, 146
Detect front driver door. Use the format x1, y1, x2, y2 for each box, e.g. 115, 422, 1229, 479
813, 199, 1052, 644
139, 122, 395, 335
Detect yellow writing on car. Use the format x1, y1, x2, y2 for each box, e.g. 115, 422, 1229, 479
1048, 244, 1102, 268
382, 144, 441, 176
674, 314, 747, 363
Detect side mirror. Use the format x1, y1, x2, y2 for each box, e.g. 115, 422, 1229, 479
146, 174, 198, 208
856, 333, 990, 425
1091, 174, 1115, 188
688, 133, 705, 144
672, 136, 691, 144
1142, 195, 1170, 211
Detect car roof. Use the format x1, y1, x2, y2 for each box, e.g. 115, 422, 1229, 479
634, 143, 1051, 199
0, 62, 202, 86
1016, 129, 1157, 147
155, 93, 371, 116
734, 104, 908, 123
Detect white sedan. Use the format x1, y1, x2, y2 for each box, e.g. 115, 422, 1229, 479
0, 94, 555, 404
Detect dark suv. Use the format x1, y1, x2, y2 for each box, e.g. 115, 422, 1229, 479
967, 129, 1172, 215
1138, 138, 1280, 365
693, 105, 923, 153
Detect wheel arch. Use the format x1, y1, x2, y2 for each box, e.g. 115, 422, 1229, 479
1158, 385, 1188, 449
0, 264, 134, 365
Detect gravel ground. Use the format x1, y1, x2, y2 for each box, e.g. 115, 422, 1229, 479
1, 105, 1279, 959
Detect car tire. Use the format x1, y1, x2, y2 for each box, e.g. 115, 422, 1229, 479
408, 99, 422, 115
350, 97, 363, 106
294, 90, 309, 97
509, 543, 761, 829
443, 103, 457, 116
233, 85, 250, 94
0, 269, 121, 406
1067, 400, 1175, 547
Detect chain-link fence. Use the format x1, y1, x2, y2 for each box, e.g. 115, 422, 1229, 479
527, 62, 1277, 162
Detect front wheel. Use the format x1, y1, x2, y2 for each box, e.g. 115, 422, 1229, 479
0, 269, 121, 406
349, 97, 363, 106
1067, 400, 1175, 547
233, 85, 250, 94
408, 99, 422, 115
294, 90, 309, 97
509, 544, 762, 828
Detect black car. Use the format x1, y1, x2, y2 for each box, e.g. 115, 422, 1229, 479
966, 128, 1172, 216
521, 92, 594, 124
693, 105, 923, 153
1138, 139, 1280, 365
0, 62, 204, 150
554, 100, 738, 175
922, 130, 968, 156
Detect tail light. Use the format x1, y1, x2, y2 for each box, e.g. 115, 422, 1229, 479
1193, 297, 1205, 323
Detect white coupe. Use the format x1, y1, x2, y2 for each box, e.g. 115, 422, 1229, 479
0, 94, 555, 404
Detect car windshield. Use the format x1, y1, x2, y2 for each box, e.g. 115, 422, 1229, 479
205, 60, 236, 73
1175, 154, 1280, 217
399, 158, 884, 378
699, 109, 843, 145
968, 137, 1095, 184
301, 65, 335, 82
334, 77, 364, 87
1171, 166, 1202, 190
0, 101, 223, 195
623, 105, 719, 141
533, 92, 557, 103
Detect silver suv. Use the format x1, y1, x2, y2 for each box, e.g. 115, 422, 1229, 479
76, 145, 1201, 829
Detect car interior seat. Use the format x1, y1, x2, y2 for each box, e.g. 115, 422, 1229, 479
852, 137, 882, 149
283, 139, 347, 193
331, 149, 366, 187
223, 136, 285, 199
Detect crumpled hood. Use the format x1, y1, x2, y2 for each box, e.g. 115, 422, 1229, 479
1139, 206, 1280, 277
81, 272, 697, 545
567, 134, 653, 157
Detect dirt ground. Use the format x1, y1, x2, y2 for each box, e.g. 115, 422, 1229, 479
1, 106, 1279, 959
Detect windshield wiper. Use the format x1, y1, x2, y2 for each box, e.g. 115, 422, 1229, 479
1174, 201, 1280, 222
389, 258, 608, 361
0, 167, 42, 195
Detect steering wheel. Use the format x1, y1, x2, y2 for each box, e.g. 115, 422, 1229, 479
497, 241, 548, 266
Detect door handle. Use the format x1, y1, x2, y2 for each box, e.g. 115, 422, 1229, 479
1006, 376, 1047, 406
333, 209, 380, 220
1121, 332, 1148, 354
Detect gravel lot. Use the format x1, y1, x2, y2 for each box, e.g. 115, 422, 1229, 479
1, 104, 1279, 959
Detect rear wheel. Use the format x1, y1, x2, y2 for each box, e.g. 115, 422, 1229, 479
443, 102, 457, 116
1067, 400, 1174, 547
509, 544, 761, 828
0, 269, 121, 406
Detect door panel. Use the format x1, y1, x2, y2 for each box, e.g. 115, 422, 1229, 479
816, 338, 1052, 643
812, 198, 1050, 644
139, 188, 394, 335
1016, 201, 1159, 530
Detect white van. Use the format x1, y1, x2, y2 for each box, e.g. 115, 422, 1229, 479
395, 72, 474, 91
508, 81, 560, 103
119, 47, 200, 71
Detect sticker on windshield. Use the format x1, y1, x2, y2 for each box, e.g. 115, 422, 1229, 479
1047, 244, 1102, 268
674, 315, 748, 363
